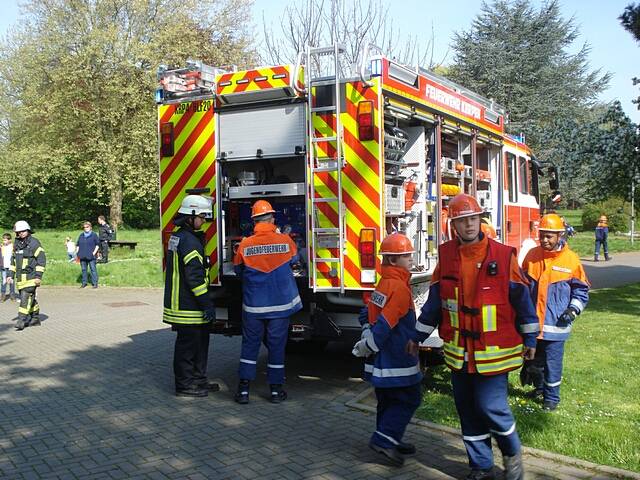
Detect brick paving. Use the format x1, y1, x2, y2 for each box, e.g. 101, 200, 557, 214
0, 286, 636, 480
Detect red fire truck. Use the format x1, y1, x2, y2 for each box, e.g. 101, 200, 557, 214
156, 44, 555, 347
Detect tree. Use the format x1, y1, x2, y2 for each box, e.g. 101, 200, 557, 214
620, 3, 640, 110
448, 0, 610, 153
0, 0, 256, 227
261, 0, 446, 74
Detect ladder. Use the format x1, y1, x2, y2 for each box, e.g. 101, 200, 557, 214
306, 42, 346, 293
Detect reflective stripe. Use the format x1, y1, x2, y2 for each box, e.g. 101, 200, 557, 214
22, 259, 28, 268
18, 307, 30, 314
475, 355, 523, 374
34, 247, 44, 257
16, 279, 37, 289
8, 265, 15, 272
240, 359, 257, 365
192, 282, 208, 297
443, 341, 465, 370
570, 298, 584, 313
544, 379, 562, 387
520, 323, 540, 333
364, 363, 373, 373
543, 324, 572, 334
163, 307, 204, 317
267, 364, 284, 369
171, 251, 179, 310
35, 266, 45, 272
375, 430, 399, 445
183, 250, 203, 264
243, 295, 302, 314
371, 365, 420, 378
474, 344, 523, 360
416, 321, 435, 334
491, 423, 516, 436
362, 329, 379, 352
482, 305, 496, 332
463, 433, 491, 442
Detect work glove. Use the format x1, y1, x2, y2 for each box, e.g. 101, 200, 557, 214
557, 307, 578, 327
203, 308, 217, 322
352, 339, 374, 358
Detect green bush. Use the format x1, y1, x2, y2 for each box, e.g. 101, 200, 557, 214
582, 198, 630, 232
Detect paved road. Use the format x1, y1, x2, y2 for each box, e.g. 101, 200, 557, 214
581, 252, 640, 289
0, 287, 635, 480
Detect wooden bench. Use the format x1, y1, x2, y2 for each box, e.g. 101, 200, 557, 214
107, 240, 138, 250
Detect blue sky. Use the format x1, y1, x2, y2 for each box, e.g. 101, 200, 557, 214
1, 0, 638, 122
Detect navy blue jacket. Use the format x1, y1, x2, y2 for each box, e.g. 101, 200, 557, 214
76, 232, 100, 260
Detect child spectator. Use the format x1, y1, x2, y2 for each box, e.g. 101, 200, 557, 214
1, 233, 16, 301
352, 233, 422, 467
65, 237, 76, 263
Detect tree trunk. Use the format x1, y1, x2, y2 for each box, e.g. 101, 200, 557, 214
109, 182, 123, 229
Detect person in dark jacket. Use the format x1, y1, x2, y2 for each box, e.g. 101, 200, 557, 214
76, 221, 100, 288
7, 220, 46, 330
594, 215, 611, 261
97, 215, 114, 263
163, 194, 218, 398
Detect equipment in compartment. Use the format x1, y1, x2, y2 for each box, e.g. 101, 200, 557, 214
441, 157, 458, 176
477, 190, 492, 209
385, 182, 405, 215
384, 125, 409, 176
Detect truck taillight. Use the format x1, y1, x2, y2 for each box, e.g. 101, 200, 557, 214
359, 228, 376, 269
160, 122, 174, 157
357, 100, 374, 141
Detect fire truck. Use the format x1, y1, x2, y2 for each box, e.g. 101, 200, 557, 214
156, 43, 554, 348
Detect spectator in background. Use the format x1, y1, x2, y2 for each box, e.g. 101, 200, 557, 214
97, 215, 114, 263
76, 221, 100, 289
65, 236, 76, 263
594, 215, 611, 262
1, 233, 16, 301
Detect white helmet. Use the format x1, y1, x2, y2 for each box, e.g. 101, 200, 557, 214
178, 195, 213, 219
14, 220, 31, 232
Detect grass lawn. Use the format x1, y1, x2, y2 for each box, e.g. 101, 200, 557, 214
416, 283, 640, 472
2, 228, 164, 287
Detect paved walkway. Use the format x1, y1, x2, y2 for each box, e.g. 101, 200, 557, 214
581, 252, 640, 289
0, 287, 637, 480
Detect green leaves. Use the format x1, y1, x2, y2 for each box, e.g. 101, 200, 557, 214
0, 0, 256, 227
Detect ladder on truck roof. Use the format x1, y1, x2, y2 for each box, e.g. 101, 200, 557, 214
306, 42, 347, 293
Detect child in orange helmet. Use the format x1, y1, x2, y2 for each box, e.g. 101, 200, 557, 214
522, 213, 589, 411
352, 233, 424, 467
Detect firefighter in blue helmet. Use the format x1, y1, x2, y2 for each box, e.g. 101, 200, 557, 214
163, 195, 218, 398
233, 200, 302, 404
352, 233, 423, 467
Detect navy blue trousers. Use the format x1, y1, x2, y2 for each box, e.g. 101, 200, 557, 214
370, 383, 422, 448
534, 339, 565, 404
452, 370, 521, 470
239, 316, 289, 384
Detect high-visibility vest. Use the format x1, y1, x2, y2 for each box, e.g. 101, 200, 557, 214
438, 239, 524, 375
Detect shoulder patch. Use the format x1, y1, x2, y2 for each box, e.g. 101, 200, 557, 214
370, 290, 388, 308
551, 265, 571, 273
168, 235, 180, 252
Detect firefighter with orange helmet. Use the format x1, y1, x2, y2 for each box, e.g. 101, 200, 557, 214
414, 194, 539, 480
594, 214, 611, 261
522, 214, 589, 411
233, 200, 301, 404
352, 233, 423, 467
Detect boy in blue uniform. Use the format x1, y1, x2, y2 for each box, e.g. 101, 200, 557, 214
352, 233, 427, 467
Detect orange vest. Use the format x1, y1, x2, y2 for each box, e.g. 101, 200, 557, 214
438, 238, 524, 375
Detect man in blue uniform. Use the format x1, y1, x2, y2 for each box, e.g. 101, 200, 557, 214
233, 200, 302, 404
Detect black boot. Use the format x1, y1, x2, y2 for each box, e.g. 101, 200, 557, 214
465, 469, 495, 480
396, 441, 416, 455
15, 319, 27, 331
29, 318, 42, 327
593, 255, 599, 262
503, 452, 524, 480
198, 381, 220, 392
369, 442, 404, 467
234, 380, 250, 404
269, 384, 287, 404
175, 385, 208, 397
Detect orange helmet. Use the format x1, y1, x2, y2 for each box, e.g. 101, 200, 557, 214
251, 200, 275, 218
448, 194, 483, 220
539, 213, 565, 232
379, 233, 415, 255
